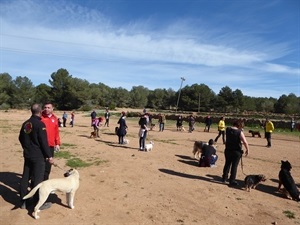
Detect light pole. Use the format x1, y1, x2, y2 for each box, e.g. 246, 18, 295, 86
176, 77, 185, 113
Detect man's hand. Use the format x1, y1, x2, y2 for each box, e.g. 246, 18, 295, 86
54, 145, 60, 152
48, 157, 54, 164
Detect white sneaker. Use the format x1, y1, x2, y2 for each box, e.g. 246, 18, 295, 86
210, 164, 217, 168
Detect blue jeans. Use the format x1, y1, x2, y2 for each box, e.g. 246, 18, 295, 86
159, 123, 164, 131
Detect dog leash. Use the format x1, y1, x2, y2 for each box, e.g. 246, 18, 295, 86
240, 155, 248, 176
53, 163, 64, 171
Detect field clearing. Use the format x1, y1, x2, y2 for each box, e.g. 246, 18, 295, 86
0, 109, 299, 225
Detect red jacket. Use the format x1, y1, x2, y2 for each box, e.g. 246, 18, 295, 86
41, 112, 61, 147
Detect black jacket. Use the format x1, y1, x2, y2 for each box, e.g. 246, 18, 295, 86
19, 115, 52, 159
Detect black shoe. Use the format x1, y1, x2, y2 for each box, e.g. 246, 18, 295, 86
229, 181, 239, 186
40, 202, 52, 210
221, 176, 227, 183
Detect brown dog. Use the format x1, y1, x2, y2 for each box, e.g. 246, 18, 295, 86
249, 130, 261, 138
90, 131, 96, 138
192, 141, 207, 159
244, 174, 266, 192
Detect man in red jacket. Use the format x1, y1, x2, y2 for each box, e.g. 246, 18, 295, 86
41, 102, 61, 180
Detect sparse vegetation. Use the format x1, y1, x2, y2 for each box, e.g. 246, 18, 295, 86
283, 210, 295, 219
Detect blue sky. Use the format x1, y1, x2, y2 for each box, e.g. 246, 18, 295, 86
0, 0, 299, 98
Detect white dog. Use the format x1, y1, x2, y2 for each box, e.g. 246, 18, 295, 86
145, 141, 154, 152
123, 139, 130, 144
23, 168, 80, 219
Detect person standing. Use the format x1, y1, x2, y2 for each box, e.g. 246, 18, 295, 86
204, 115, 212, 132
290, 118, 295, 132
188, 114, 195, 133
41, 102, 60, 180
176, 115, 183, 131
214, 117, 226, 144
19, 103, 54, 209
70, 111, 75, 127
104, 108, 110, 127
138, 114, 148, 151
62, 111, 67, 127
91, 110, 97, 126
117, 111, 128, 144
265, 118, 274, 148
158, 114, 166, 132
222, 119, 249, 186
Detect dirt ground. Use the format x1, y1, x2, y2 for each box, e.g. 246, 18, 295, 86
0, 109, 299, 225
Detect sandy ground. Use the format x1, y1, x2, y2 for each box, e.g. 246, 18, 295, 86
0, 109, 299, 225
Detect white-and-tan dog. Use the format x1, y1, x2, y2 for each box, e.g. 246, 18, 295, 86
23, 168, 80, 219
145, 141, 154, 152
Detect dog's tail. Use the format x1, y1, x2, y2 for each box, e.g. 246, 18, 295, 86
23, 182, 43, 200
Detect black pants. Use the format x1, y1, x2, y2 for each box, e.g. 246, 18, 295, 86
222, 150, 242, 182
265, 132, 271, 146
63, 118, 67, 127
104, 119, 109, 127
44, 147, 54, 180
20, 157, 45, 202
215, 130, 225, 143
139, 130, 148, 149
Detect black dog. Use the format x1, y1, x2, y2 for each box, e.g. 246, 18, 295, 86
249, 130, 261, 138
278, 160, 300, 201
244, 174, 266, 192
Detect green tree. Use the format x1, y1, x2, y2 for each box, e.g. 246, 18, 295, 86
0, 73, 15, 108
48, 68, 73, 109
129, 86, 149, 108
242, 96, 256, 111
217, 86, 234, 112
33, 83, 52, 104
232, 89, 244, 112
112, 87, 130, 108
274, 93, 300, 114
12, 76, 35, 108
255, 97, 276, 112
148, 88, 171, 109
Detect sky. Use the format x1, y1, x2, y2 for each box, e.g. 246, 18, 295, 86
0, 0, 299, 98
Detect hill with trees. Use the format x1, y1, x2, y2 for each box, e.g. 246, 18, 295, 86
0, 69, 299, 115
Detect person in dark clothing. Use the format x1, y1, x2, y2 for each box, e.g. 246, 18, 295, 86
19, 104, 54, 209
138, 114, 148, 150
222, 119, 249, 186
176, 115, 183, 131
204, 115, 212, 132
117, 111, 128, 144
199, 139, 218, 167
104, 108, 110, 127
91, 110, 97, 126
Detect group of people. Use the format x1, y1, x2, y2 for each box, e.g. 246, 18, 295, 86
199, 115, 277, 186
19, 102, 60, 210
58, 111, 75, 127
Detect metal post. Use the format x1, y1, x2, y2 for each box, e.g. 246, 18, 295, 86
198, 93, 201, 113
176, 77, 185, 113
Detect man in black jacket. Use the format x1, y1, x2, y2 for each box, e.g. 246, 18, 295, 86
19, 103, 54, 209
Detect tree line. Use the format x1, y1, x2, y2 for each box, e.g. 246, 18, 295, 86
0, 68, 299, 115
